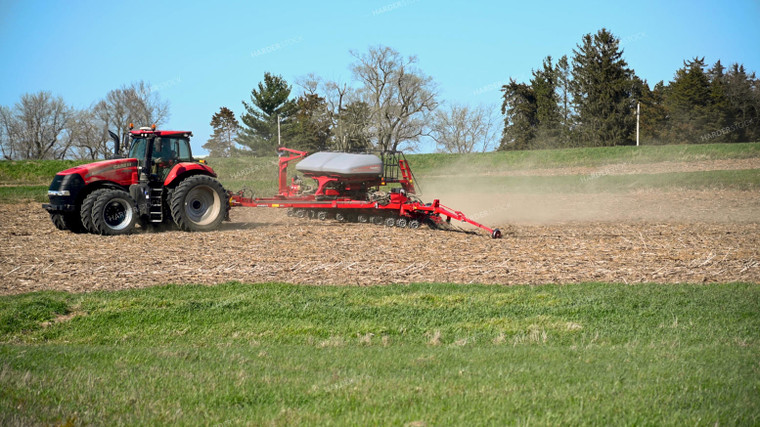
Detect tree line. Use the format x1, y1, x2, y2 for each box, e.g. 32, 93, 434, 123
4, 30, 757, 160
204, 45, 498, 157
500, 28, 760, 150
0, 81, 168, 160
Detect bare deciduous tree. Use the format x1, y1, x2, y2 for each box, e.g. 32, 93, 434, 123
0, 91, 73, 159
350, 45, 438, 152
0, 105, 18, 160
93, 80, 169, 155
431, 104, 499, 153
69, 109, 111, 160
295, 75, 372, 152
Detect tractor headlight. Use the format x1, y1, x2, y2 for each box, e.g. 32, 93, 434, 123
48, 190, 70, 197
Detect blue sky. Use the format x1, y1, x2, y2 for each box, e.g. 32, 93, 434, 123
1, 0, 758, 154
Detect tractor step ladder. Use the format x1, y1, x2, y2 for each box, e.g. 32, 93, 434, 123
149, 188, 164, 222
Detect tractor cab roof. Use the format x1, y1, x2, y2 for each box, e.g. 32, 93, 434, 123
129, 129, 193, 138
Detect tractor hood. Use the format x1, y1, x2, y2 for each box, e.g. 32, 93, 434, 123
57, 158, 139, 187
59, 158, 138, 178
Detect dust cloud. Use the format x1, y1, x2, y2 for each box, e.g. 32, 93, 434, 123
415, 165, 760, 226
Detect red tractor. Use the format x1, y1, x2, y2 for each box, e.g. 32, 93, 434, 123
43, 125, 228, 235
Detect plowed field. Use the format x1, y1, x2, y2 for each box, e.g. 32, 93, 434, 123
2, 187, 758, 295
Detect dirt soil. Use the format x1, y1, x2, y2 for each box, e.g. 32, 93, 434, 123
1, 188, 759, 295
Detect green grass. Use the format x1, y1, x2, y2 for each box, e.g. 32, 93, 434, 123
1, 282, 758, 425
406, 142, 760, 175
0, 185, 48, 203
204, 155, 282, 197
0, 159, 86, 185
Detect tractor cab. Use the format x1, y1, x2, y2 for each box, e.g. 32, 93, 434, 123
127, 127, 194, 180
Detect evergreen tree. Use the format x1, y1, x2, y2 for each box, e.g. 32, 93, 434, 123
632, 78, 669, 144
287, 94, 332, 152
531, 56, 562, 148
202, 107, 239, 157
706, 60, 732, 141
499, 79, 537, 150
237, 73, 296, 155
555, 55, 573, 146
723, 63, 760, 142
571, 28, 635, 146
664, 57, 712, 142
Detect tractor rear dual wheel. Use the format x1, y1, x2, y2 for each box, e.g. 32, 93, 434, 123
170, 175, 227, 232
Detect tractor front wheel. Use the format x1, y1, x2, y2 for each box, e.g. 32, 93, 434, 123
50, 212, 85, 233
170, 175, 226, 232
91, 189, 137, 235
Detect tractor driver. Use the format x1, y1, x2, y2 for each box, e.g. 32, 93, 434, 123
154, 140, 177, 162
152, 140, 178, 177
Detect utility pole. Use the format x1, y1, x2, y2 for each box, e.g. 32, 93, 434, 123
636, 102, 640, 147
277, 114, 281, 146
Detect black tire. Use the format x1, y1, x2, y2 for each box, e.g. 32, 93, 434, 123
396, 217, 408, 228
170, 175, 226, 232
317, 211, 328, 221
80, 189, 109, 233
408, 219, 421, 229
92, 189, 137, 235
50, 213, 67, 230
384, 217, 396, 227
357, 214, 369, 223
50, 212, 85, 232
335, 212, 346, 222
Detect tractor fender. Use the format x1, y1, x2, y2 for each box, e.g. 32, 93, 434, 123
164, 162, 217, 187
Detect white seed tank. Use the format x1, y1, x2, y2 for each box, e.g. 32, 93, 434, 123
295, 152, 383, 177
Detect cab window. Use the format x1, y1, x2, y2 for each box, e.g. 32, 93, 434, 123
128, 138, 147, 159
128, 137, 192, 161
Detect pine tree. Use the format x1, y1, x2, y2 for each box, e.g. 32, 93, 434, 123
499, 79, 537, 150
555, 55, 573, 146
237, 73, 296, 155
531, 56, 562, 148
570, 28, 635, 146
287, 94, 332, 152
724, 63, 760, 142
202, 107, 239, 157
632, 78, 669, 144
707, 60, 732, 141
664, 57, 711, 142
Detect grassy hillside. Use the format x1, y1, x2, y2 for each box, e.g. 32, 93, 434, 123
0, 159, 85, 185
406, 141, 760, 175
1, 142, 758, 202
1, 282, 758, 425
